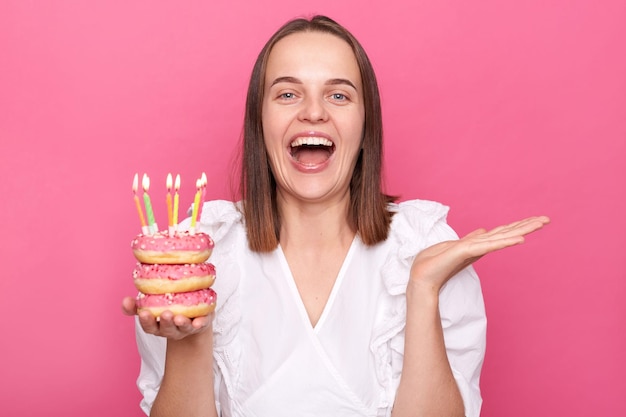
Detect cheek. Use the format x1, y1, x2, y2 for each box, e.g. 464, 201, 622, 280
262, 126, 282, 156
261, 105, 286, 141
345, 126, 364, 165
261, 123, 284, 170
346, 108, 365, 141
347, 120, 365, 149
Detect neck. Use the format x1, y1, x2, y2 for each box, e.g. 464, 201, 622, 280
276, 191, 355, 251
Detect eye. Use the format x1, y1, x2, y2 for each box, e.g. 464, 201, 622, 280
279, 92, 296, 100
331, 93, 347, 101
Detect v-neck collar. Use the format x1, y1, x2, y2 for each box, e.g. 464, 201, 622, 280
276, 236, 359, 333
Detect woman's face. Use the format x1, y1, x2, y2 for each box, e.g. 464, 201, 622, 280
262, 31, 365, 206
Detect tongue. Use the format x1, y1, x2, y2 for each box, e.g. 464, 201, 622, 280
293, 147, 331, 165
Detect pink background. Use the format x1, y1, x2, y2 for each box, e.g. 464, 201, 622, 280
1, 1, 624, 416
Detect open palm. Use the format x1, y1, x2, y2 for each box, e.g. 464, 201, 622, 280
410, 216, 550, 291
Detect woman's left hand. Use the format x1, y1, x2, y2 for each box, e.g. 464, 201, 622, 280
409, 216, 550, 293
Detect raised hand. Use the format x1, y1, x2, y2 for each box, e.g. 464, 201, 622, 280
409, 216, 550, 293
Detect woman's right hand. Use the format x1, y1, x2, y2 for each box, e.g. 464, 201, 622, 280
122, 296, 213, 340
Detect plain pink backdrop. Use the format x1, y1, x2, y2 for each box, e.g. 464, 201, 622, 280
1, 1, 624, 416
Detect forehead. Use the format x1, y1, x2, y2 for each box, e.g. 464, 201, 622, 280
265, 31, 361, 86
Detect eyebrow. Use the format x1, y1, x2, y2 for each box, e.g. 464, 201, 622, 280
270, 76, 357, 90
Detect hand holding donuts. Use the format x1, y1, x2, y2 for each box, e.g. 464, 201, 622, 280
122, 296, 213, 339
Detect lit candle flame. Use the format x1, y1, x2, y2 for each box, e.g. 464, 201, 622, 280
142, 173, 150, 192
132, 173, 139, 194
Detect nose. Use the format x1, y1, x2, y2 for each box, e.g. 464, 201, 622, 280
298, 95, 328, 123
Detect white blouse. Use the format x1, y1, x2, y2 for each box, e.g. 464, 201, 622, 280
135, 199, 486, 417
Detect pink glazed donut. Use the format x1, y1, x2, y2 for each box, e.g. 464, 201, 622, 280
131, 230, 214, 264
133, 262, 216, 294
136, 288, 217, 318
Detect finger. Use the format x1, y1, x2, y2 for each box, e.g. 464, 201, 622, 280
500, 217, 549, 239
461, 217, 546, 242
481, 216, 549, 240
458, 217, 549, 262
157, 311, 186, 338
121, 297, 137, 316
138, 310, 161, 334
464, 228, 487, 238
190, 313, 214, 330
173, 314, 194, 333
465, 234, 525, 257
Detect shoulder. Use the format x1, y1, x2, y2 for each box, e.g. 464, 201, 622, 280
390, 199, 449, 220
198, 200, 243, 228
387, 199, 457, 248
377, 199, 457, 296
179, 200, 245, 245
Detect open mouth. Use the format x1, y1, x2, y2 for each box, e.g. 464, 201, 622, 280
289, 137, 335, 165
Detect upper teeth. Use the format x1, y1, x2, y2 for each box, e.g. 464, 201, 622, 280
290, 137, 333, 147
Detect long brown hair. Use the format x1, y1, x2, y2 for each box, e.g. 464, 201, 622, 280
241, 15, 395, 252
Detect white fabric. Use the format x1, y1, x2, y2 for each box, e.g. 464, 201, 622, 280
135, 199, 486, 417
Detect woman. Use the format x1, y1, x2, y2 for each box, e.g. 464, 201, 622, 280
123, 15, 549, 417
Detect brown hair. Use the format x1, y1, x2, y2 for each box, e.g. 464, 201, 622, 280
241, 15, 395, 252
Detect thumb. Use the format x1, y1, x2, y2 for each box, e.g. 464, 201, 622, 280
121, 296, 138, 316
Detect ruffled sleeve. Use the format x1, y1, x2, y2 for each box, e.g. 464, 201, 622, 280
195, 200, 245, 415
194, 200, 244, 350
371, 199, 486, 417
134, 200, 244, 416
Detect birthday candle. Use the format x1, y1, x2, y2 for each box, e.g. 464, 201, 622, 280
142, 174, 158, 234
198, 172, 207, 220
173, 174, 180, 228
166, 173, 174, 236
166, 174, 173, 226
190, 178, 202, 233
132, 173, 149, 235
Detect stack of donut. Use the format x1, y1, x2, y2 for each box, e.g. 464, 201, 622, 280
131, 230, 217, 318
